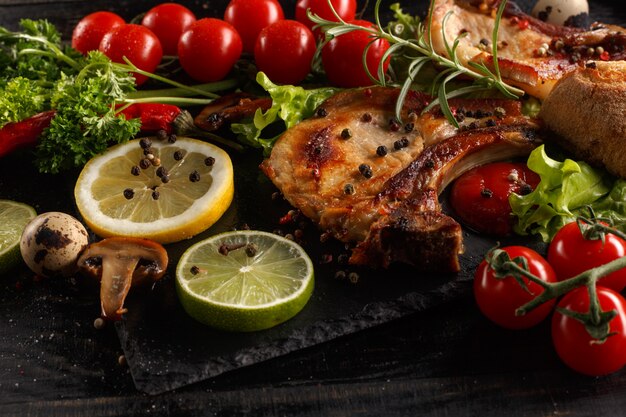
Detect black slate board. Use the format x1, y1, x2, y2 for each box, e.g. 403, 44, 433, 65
0, 0, 623, 397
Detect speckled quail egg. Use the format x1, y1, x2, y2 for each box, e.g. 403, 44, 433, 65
532, 0, 589, 26
20, 212, 89, 278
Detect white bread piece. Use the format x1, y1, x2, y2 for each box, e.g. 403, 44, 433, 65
539, 61, 626, 178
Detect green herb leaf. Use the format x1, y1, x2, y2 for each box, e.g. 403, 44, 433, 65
35, 54, 141, 174
0, 77, 48, 127
230, 72, 339, 154
509, 145, 622, 241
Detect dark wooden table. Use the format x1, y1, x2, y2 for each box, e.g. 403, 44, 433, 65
2, 1, 626, 415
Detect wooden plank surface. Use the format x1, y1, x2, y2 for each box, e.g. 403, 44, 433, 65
1, 1, 626, 416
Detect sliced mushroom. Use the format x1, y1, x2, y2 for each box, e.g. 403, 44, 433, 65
77, 237, 168, 321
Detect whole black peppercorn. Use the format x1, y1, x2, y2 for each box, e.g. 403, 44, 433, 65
156, 166, 168, 178
139, 138, 152, 149
168, 134, 177, 143
340, 128, 353, 140
361, 113, 372, 123
190, 265, 200, 275
123, 188, 134, 200
174, 150, 185, 161
358, 164, 373, 179
140, 158, 151, 169
343, 183, 355, 195
316, 107, 327, 117
156, 130, 168, 141
152, 190, 160, 200
376, 145, 388, 157
389, 118, 401, 132
130, 166, 141, 176
205, 156, 216, 166
519, 183, 533, 195
481, 188, 494, 198
189, 170, 201, 182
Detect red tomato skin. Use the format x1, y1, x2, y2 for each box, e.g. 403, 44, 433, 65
552, 286, 626, 376
141, 3, 196, 56
178, 18, 243, 83
99, 24, 163, 86
295, 0, 356, 32
449, 162, 540, 236
225, 0, 284, 54
474, 246, 557, 329
254, 20, 315, 85
71, 11, 125, 55
321, 20, 390, 88
548, 222, 626, 292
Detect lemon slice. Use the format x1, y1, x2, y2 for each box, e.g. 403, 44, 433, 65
176, 230, 314, 332
0, 200, 36, 275
74, 137, 234, 244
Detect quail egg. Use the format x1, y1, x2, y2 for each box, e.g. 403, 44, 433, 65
532, 0, 589, 26
20, 212, 89, 278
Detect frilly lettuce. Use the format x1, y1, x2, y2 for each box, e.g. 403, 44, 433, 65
231, 72, 340, 155
510, 145, 626, 241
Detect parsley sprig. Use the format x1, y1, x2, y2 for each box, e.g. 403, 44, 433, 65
309, 0, 526, 127
0, 19, 233, 174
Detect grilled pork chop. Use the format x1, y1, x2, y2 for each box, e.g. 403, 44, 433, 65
430, 0, 626, 99
260, 88, 542, 271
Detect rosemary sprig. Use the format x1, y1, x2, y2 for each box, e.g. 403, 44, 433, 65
309, 0, 526, 127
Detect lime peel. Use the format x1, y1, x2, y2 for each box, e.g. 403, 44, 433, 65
0, 200, 37, 276
176, 230, 314, 332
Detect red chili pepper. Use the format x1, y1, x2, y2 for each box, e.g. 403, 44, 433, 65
0, 110, 56, 158
118, 103, 182, 134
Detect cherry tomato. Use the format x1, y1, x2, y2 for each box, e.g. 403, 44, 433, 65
552, 286, 626, 376
254, 20, 315, 85
178, 18, 242, 83
321, 20, 390, 88
224, 0, 284, 54
449, 162, 540, 236
141, 3, 196, 56
99, 24, 163, 86
474, 246, 557, 329
295, 0, 356, 33
548, 221, 626, 292
71, 11, 125, 55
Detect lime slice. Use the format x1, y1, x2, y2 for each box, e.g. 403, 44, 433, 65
176, 230, 314, 332
0, 200, 36, 275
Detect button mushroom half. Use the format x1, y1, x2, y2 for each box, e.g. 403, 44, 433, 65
77, 237, 168, 321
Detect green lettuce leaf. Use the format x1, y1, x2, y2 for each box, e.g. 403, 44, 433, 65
231, 72, 340, 155
510, 145, 624, 241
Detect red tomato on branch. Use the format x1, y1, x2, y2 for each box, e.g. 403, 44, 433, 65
552, 286, 626, 376
177, 18, 242, 82
548, 221, 626, 292
141, 3, 196, 56
295, 0, 356, 33
474, 246, 557, 329
72, 11, 125, 55
449, 162, 540, 236
255, 20, 316, 85
225, 0, 284, 54
321, 20, 390, 88
99, 24, 163, 86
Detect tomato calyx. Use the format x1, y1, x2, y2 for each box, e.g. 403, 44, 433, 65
576, 207, 626, 244
555, 301, 617, 344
